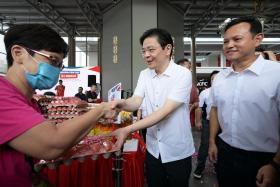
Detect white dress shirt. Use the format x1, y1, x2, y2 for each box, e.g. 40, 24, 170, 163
134, 60, 195, 163
198, 88, 212, 120
139, 99, 147, 119
211, 55, 280, 152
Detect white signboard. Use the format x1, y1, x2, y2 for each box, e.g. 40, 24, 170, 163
108, 82, 122, 102
108, 82, 122, 124
36, 66, 100, 97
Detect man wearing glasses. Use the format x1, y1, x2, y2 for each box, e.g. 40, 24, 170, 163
110, 28, 195, 187
0, 24, 115, 187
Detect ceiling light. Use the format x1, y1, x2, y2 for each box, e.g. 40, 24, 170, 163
183, 37, 280, 45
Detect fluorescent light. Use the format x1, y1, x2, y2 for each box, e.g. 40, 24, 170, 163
183, 37, 223, 44
196, 57, 206, 61
76, 37, 99, 42
62, 37, 99, 43
196, 38, 223, 42
184, 37, 280, 45
263, 38, 280, 42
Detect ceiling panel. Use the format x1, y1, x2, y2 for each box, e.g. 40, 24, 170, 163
0, 0, 279, 55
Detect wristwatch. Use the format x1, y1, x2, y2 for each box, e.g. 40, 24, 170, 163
270, 160, 280, 175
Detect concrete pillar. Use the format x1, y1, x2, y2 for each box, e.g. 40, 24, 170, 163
68, 37, 76, 67
132, 0, 157, 92
191, 27, 197, 84
158, 1, 184, 62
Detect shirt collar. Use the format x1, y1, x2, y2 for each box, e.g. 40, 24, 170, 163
150, 59, 174, 78
224, 55, 265, 77
246, 55, 265, 75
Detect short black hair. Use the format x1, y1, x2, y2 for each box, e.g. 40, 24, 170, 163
44, 91, 56, 96
255, 46, 265, 52
255, 46, 270, 60
209, 70, 219, 87
4, 24, 69, 68
176, 58, 190, 65
224, 16, 262, 37
140, 28, 173, 57
210, 70, 219, 79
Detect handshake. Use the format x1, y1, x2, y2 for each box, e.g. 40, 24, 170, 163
96, 99, 132, 150
99, 99, 126, 121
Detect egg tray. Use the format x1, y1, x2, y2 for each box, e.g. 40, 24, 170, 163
34, 135, 120, 171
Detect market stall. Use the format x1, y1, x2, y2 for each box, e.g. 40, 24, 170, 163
39, 133, 145, 187
34, 95, 146, 187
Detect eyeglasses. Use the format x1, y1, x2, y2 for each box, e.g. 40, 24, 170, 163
140, 47, 159, 56
25, 47, 64, 69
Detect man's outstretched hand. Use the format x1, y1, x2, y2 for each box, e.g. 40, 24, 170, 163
110, 126, 131, 150
99, 102, 119, 121
109, 99, 126, 111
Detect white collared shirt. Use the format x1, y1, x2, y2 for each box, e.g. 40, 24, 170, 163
211, 55, 280, 152
139, 99, 147, 118
199, 88, 212, 120
134, 60, 195, 163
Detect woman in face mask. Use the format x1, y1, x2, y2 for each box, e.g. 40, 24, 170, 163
0, 24, 116, 187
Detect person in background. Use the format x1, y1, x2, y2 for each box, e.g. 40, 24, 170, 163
55, 79, 65, 96
110, 28, 195, 187
0, 24, 115, 187
193, 70, 219, 179
86, 84, 98, 103
255, 46, 277, 61
176, 58, 199, 127
43, 91, 56, 96
75, 86, 87, 101
208, 16, 280, 187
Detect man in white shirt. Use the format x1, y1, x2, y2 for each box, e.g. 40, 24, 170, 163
208, 16, 280, 187
110, 28, 195, 187
136, 99, 147, 142
193, 70, 219, 179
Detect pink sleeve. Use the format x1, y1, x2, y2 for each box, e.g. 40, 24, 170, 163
0, 92, 45, 144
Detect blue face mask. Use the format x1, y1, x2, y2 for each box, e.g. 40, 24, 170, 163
25, 62, 61, 90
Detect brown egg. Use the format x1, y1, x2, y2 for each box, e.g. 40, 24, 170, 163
102, 140, 113, 151
91, 143, 101, 153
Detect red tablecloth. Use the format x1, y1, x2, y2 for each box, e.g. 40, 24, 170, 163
40, 133, 146, 187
